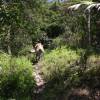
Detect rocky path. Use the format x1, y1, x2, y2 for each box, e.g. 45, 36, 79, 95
32, 62, 45, 99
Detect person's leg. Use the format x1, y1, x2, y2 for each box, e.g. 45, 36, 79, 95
36, 51, 41, 62
36, 50, 44, 62
37, 51, 43, 61
39, 52, 44, 61
37, 51, 41, 61
35, 52, 38, 62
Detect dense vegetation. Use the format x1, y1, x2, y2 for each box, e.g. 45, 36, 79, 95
0, 0, 100, 100
0, 53, 35, 99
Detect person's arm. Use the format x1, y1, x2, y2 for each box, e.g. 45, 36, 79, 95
35, 44, 38, 48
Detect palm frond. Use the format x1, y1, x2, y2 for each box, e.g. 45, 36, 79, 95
98, 6, 100, 11
86, 3, 100, 11
68, 4, 82, 10
86, 4, 96, 11
68, 1, 100, 11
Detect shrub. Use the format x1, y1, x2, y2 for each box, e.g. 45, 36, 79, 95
46, 24, 65, 38
52, 37, 62, 48
0, 52, 11, 70
18, 45, 32, 56
81, 54, 100, 88
0, 53, 35, 99
41, 47, 81, 100
41, 47, 80, 81
18, 45, 36, 63
41, 48, 100, 100
86, 54, 100, 68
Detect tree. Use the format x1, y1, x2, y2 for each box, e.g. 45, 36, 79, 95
0, 2, 22, 54
68, 1, 100, 47
0, 0, 48, 55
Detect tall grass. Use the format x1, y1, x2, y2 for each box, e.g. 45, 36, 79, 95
41, 47, 80, 81
41, 47, 100, 100
0, 53, 35, 99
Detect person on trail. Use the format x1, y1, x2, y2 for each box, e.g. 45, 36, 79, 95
34, 40, 44, 62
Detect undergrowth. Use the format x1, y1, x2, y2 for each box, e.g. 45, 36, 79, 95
0, 53, 35, 100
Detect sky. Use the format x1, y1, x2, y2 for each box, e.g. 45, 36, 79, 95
48, 0, 65, 2
48, 0, 54, 2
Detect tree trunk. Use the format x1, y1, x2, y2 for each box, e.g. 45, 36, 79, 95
88, 9, 91, 46
7, 26, 12, 55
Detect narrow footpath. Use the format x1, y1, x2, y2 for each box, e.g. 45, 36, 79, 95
32, 62, 45, 100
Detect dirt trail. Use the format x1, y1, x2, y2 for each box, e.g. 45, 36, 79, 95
32, 62, 45, 98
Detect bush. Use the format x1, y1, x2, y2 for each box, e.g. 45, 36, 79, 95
46, 24, 65, 38
86, 54, 100, 68
0, 53, 35, 99
0, 52, 11, 70
41, 47, 81, 100
52, 37, 62, 48
81, 54, 100, 88
41, 47, 80, 81
41, 48, 100, 100
18, 45, 36, 62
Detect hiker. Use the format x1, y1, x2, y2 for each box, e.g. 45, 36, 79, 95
34, 40, 44, 62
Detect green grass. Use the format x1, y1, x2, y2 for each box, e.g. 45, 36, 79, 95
40, 47, 100, 100
41, 47, 80, 81
0, 53, 35, 99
